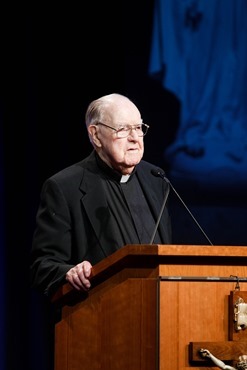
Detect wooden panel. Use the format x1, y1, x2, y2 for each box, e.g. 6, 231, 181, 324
53, 245, 247, 370
158, 264, 247, 277
54, 313, 69, 370
100, 278, 157, 370
55, 276, 158, 370
159, 281, 247, 370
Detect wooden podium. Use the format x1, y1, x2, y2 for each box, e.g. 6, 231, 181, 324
52, 244, 247, 370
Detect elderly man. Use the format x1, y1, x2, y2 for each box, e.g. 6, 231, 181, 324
30, 93, 172, 297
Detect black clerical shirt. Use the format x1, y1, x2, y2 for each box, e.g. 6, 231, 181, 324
96, 154, 162, 246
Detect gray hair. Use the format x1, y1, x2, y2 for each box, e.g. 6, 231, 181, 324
85, 93, 132, 127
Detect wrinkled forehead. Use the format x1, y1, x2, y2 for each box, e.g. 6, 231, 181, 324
103, 100, 142, 125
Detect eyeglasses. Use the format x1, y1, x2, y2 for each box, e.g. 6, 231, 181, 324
95, 122, 149, 138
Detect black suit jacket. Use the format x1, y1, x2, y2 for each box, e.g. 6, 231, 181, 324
30, 151, 172, 297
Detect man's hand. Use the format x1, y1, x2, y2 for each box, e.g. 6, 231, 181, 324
66, 261, 92, 291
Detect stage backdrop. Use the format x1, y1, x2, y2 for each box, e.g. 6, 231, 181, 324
149, 0, 247, 190
148, 0, 247, 246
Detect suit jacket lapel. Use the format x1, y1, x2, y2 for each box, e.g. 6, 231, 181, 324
79, 169, 119, 256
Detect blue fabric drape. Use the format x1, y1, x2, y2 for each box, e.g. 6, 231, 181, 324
149, 0, 247, 183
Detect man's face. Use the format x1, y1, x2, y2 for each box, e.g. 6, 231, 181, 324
90, 99, 145, 174
98, 123, 144, 174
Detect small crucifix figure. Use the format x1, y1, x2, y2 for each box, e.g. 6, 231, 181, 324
189, 290, 247, 367
199, 348, 247, 370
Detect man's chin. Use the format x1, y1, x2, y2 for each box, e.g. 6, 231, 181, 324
126, 152, 143, 162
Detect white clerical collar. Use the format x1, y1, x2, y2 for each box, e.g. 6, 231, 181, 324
120, 174, 130, 183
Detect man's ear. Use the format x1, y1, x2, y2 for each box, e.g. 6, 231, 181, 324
88, 125, 102, 148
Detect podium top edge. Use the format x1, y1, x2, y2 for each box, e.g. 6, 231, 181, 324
51, 244, 247, 304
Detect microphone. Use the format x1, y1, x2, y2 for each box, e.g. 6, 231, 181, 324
149, 174, 170, 244
150, 168, 213, 246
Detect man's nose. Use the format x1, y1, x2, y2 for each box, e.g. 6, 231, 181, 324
127, 127, 139, 138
